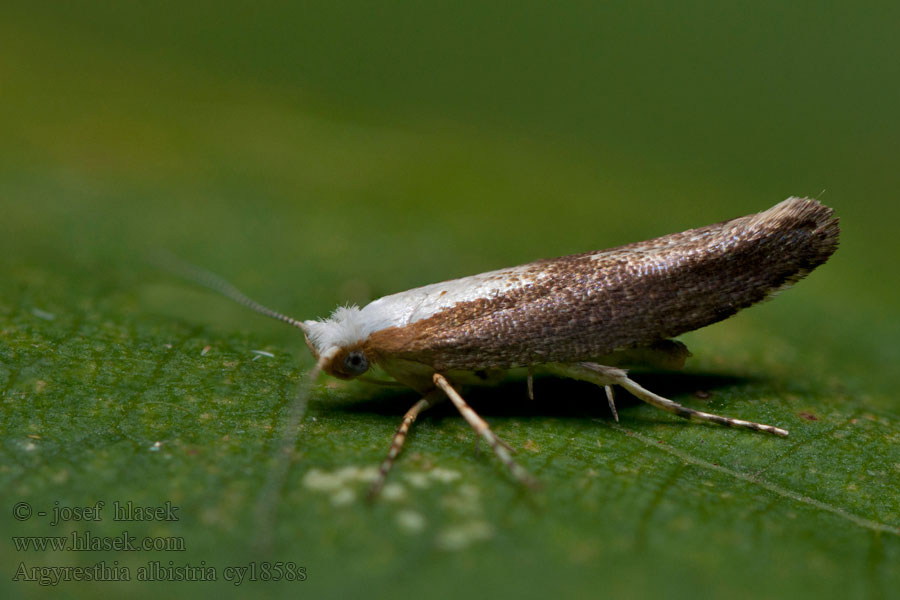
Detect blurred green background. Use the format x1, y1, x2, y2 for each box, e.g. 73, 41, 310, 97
1, 2, 898, 599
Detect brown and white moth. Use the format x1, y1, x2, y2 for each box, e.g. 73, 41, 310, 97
172, 197, 839, 494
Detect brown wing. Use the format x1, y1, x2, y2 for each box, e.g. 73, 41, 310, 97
368, 198, 839, 371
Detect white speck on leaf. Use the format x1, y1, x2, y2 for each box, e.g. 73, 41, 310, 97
395, 510, 426, 533
381, 483, 406, 501
436, 521, 494, 551
31, 308, 56, 320
330, 488, 356, 506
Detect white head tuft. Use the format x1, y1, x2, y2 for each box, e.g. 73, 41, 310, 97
304, 305, 383, 355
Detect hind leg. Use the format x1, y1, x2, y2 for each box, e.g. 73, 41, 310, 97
543, 362, 788, 437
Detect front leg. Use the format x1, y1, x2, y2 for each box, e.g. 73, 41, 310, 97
367, 391, 444, 500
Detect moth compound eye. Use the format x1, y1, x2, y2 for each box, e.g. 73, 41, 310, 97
343, 351, 369, 376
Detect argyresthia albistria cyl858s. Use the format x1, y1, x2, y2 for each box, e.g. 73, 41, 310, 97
171, 197, 839, 494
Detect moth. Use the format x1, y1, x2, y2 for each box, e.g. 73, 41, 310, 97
169, 197, 839, 494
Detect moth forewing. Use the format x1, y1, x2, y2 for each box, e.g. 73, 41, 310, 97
362, 197, 839, 372
170, 196, 839, 495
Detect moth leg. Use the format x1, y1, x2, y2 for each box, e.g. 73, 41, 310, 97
611, 367, 789, 436
546, 362, 789, 437
605, 385, 619, 422
473, 429, 517, 455
367, 392, 443, 500
432, 373, 539, 489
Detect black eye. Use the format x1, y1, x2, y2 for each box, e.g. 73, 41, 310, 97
343, 351, 369, 376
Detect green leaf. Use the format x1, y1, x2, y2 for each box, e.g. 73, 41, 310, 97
2, 4, 898, 599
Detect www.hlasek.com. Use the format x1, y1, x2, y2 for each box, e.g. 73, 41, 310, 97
13, 530, 186, 552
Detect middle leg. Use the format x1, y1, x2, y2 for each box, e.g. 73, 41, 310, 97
433, 373, 539, 489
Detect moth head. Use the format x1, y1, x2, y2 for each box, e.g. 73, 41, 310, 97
302, 306, 379, 380
162, 257, 379, 381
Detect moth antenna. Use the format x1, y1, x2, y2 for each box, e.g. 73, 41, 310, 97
253, 355, 325, 552
154, 251, 309, 334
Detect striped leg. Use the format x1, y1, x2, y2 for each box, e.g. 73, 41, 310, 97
433, 373, 539, 489
546, 362, 789, 437
367, 393, 442, 500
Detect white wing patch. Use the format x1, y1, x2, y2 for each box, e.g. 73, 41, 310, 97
304, 263, 546, 354
365, 264, 548, 324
